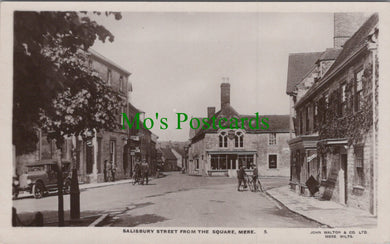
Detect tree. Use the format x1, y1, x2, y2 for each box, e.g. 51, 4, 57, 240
13, 11, 122, 154
13, 11, 123, 226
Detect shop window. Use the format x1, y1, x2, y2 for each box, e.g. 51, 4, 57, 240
268, 154, 277, 169
354, 145, 364, 186
269, 133, 276, 145
219, 131, 227, 148
354, 69, 364, 112
234, 131, 244, 148
238, 154, 254, 169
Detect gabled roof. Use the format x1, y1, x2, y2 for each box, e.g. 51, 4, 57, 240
190, 103, 240, 140
160, 148, 177, 161
295, 13, 378, 109
286, 52, 323, 95
322, 13, 378, 81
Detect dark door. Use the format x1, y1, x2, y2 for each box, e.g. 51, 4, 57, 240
86, 145, 93, 174
341, 154, 348, 204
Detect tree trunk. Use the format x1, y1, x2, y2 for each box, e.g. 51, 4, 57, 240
57, 148, 64, 226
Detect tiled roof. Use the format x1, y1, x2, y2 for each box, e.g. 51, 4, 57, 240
295, 13, 378, 109
316, 48, 342, 63
190, 104, 240, 140
190, 110, 290, 142
239, 114, 290, 133
286, 52, 323, 95
160, 148, 177, 160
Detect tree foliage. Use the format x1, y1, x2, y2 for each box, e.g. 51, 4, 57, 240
317, 58, 378, 153
13, 11, 123, 154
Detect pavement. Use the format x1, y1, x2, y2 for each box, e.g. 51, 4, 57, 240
13, 173, 376, 228
266, 185, 377, 228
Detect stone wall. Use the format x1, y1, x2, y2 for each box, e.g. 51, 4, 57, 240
189, 131, 290, 177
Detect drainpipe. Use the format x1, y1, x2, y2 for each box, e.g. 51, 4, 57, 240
368, 31, 378, 216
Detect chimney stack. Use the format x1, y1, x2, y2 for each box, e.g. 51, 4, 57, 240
334, 13, 369, 48
221, 79, 230, 109
207, 107, 216, 118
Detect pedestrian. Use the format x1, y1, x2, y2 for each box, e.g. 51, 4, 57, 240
141, 160, 149, 185
107, 162, 112, 182
252, 164, 258, 190
237, 164, 247, 191
103, 160, 108, 182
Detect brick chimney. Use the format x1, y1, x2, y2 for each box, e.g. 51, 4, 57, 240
334, 13, 369, 48
207, 107, 216, 118
221, 82, 230, 109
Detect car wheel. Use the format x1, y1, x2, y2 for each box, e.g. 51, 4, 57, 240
33, 182, 44, 199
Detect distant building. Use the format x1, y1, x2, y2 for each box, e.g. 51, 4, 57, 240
171, 148, 183, 170
160, 148, 179, 171
188, 82, 291, 177
126, 102, 159, 177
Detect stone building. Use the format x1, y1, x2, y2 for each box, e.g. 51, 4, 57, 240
160, 148, 179, 171
71, 49, 132, 183
15, 49, 132, 183
126, 102, 159, 177
188, 82, 290, 177
286, 13, 378, 214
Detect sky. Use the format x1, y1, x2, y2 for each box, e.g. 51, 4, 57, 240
91, 12, 334, 141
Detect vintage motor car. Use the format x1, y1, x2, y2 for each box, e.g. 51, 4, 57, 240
16, 160, 72, 199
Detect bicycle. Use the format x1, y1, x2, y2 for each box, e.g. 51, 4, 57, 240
132, 172, 142, 185
245, 175, 254, 192
246, 175, 264, 192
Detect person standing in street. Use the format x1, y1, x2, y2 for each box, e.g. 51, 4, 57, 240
111, 162, 116, 182
237, 165, 247, 191
141, 160, 149, 185
252, 164, 258, 191
107, 162, 112, 182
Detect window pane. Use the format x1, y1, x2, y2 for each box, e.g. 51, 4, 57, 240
356, 69, 363, 91
269, 155, 277, 168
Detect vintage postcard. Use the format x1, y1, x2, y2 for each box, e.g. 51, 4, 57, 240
0, 2, 389, 244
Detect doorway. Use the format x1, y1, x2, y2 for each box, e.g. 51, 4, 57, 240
339, 154, 348, 204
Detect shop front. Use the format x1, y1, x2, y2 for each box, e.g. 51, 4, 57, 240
206, 151, 257, 177
288, 135, 319, 196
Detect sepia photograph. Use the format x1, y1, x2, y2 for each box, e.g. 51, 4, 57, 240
1, 2, 389, 244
